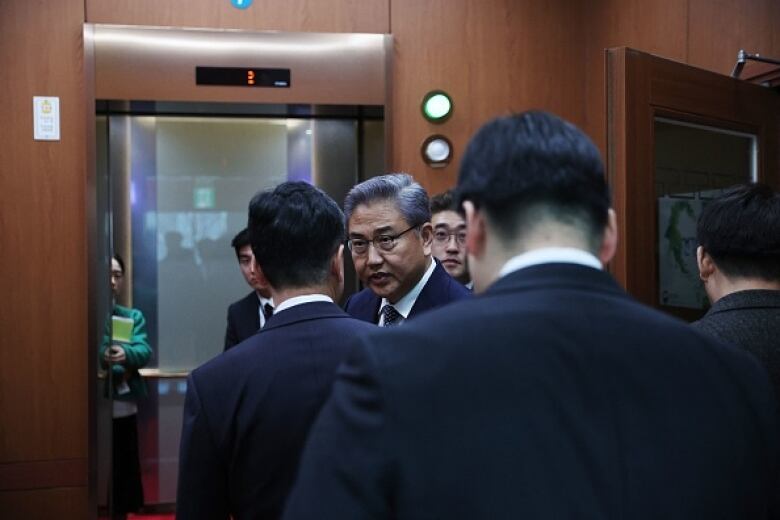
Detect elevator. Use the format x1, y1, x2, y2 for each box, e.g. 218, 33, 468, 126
86, 24, 391, 515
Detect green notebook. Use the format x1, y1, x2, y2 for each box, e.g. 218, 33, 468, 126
112, 316, 134, 343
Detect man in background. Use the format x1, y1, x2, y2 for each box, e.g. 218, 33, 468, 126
284, 112, 778, 519
430, 190, 471, 289
343, 174, 470, 326
693, 182, 780, 399
223, 228, 273, 351
178, 182, 377, 519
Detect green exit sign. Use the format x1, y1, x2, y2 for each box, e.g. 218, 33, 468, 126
193, 187, 215, 209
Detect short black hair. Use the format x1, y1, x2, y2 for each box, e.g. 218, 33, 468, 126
697, 183, 780, 281
248, 181, 345, 289
230, 228, 250, 258
430, 190, 463, 217
455, 111, 609, 250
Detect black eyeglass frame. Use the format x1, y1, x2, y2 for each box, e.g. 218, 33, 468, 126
346, 224, 419, 255
432, 229, 467, 245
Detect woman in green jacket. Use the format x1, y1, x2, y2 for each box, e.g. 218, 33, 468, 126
102, 254, 152, 519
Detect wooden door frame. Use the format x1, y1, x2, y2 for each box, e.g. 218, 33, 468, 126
606, 47, 780, 309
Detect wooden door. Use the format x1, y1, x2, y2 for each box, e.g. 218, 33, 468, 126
606, 47, 780, 320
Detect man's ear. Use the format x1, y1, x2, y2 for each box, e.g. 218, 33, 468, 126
419, 222, 434, 256
598, 208, 618, 265
463, 201, 486, 259
697, 246, 716, 282
331, 244, 345, 283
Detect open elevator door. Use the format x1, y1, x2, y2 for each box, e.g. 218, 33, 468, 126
86, 25, 391, 515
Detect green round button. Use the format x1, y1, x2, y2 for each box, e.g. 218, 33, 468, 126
422, 91, 452, 122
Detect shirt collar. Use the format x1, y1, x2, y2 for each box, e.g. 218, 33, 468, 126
379, 257, 435, 321
274, 294, 333, 314
256, 294, 274, 308
498, 247, 602, 279
256, 294, 275, 327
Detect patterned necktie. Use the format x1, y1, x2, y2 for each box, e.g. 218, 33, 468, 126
381, 304, 402, 327
263, 303, 274, 321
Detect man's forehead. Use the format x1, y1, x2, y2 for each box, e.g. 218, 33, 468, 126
431, 210, 465, 228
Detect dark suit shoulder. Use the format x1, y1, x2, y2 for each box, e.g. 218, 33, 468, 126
228, 291, 259, 313
370, 272, 768, 391
344, 288, 381, 323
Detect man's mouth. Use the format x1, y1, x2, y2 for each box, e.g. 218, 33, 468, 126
442, 259, 461, 266
369, 272, 392, 284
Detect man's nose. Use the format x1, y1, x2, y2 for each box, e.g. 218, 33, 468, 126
446, 235, 460, 252
366, 243, 384, 265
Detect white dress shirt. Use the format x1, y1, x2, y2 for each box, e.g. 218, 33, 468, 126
378, 257, 436, 326
256, 294, 275, 328
498, 247, 603, 279
274, 294, 334, 315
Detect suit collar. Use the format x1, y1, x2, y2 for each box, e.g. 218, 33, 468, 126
485, 263, 626, 298
347, 261, 454, 323
707, 289, 780, 315
408, 261, 454, 318
262, 301, 351, 332
380, 257, 436, 319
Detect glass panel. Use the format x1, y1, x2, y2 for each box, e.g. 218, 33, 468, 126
655, 118, 756, 312
102, 110, 377, 507
137, 377, 188, 505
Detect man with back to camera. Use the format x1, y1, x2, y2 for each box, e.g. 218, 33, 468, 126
430, 189, 472, 289
223, 228, 274, 351
177, 182, 378, 519
283, 111, 779, 519
693, 182, 780, 400
343, 173, 470, 326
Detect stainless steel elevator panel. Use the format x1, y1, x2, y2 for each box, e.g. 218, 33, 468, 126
92, 25, 390, 106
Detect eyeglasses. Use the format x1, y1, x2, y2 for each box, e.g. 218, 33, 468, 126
433, 229, 467, 245
347, 225, 418, 255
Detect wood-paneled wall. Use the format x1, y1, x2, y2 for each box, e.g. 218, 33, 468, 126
2, 0, 780, 516
583, 0, 780, 158
86, 0, 390, 34
389, 0, 586, 195
0, 0, 89, 515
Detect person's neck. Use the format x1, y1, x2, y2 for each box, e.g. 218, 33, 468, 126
271, 283, 335, 308
710, 274, 780, 303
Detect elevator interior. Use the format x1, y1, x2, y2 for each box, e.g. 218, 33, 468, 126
87, 24, 391, 514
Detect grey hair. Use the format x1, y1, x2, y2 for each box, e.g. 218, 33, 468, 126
344, 173, 431, 226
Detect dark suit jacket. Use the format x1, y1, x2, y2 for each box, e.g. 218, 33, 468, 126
178, 301, 378, 520
284, 264, 778, 520
693, 289, 780, 404
224, 291, 260, 351
344, 260, 471, 324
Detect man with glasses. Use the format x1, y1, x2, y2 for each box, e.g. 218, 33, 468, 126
343, 174, 470, 326
430, 190, 472, 289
